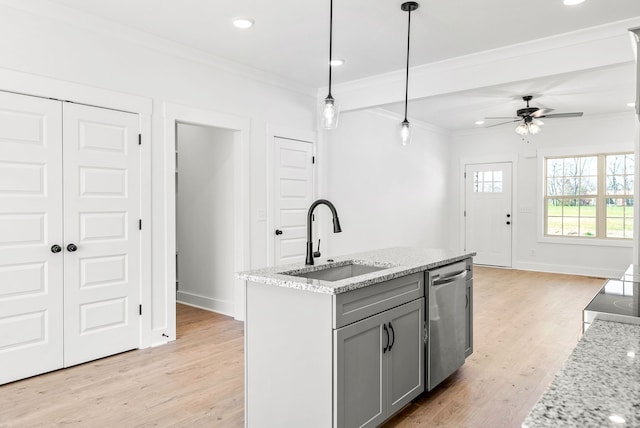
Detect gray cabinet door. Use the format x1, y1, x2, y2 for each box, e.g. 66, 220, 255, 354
387, 298, 425, 415
334, 310, 386, 428
334, 298, 425, 427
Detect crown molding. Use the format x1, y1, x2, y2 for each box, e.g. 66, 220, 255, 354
0, 0, 316, 98
322, 16, 640, 111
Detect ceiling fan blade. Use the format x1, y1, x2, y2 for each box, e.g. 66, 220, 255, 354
538, 112, 584, 118
484, 116, 518, 120
530, 108, 554, 117
486, 119, 520, 128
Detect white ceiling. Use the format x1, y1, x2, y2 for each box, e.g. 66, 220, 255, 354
47, 0, 640, 131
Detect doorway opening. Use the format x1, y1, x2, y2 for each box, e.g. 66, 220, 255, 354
175, 123, 236, 317
163, 103, 250, 343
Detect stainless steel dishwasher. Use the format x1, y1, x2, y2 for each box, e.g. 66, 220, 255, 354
426, 261, 468, 391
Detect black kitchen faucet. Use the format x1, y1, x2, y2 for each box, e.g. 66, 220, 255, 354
305, 199, 342, 265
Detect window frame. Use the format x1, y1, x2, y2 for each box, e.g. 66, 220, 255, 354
537, 144, 634, 248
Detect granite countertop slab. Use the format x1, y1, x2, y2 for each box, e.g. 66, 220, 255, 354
522, 319, 640, 428
237, 247, 475, 295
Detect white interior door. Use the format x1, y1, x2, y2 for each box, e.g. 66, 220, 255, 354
273, 137, 313, 265
0, 92, 64, 384
465, 162, 512, 267
62, 103, 140, 367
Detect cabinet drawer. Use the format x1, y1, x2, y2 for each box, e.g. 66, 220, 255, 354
333, 273, 423, 329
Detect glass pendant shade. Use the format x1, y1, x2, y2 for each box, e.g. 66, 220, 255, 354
399, 119, 413, 146
322, 95, 339, 130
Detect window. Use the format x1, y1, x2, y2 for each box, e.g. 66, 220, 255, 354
473, 170, 503, 193
544, 152, 634, 240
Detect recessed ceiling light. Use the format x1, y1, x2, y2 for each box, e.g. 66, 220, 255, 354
563, 0, 585, 5
627, 102, 636, 107
475, 120, 485, 125
329, 59, 345, 67
233, 17, 255, 29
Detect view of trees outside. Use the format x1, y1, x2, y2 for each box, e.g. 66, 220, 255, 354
605, 154, 634, 239
545, 153, 634, 239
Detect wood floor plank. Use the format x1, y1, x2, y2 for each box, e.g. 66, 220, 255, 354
0, 268, 603, 427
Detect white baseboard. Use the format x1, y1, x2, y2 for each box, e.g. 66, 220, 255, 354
176, 290, 235, 317
511, 260, 623, 279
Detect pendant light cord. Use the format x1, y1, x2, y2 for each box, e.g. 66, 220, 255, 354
327, 0, 333, 98
403, 7, 412, 121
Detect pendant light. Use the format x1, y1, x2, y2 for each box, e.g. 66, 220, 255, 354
400, 2, 419, 146
321, 0, 339, 130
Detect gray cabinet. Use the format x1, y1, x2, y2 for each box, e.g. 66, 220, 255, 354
245, 272, 424, 428
333, 298, 424, 428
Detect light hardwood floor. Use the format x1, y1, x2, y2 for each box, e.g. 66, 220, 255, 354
0, 267, 604, 427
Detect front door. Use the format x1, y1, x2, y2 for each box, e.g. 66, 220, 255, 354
273, 137, 314, 265
464, 162, 512, 267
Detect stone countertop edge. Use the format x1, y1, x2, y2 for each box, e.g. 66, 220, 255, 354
237, 247, 476, 295
521, 319, 640, 428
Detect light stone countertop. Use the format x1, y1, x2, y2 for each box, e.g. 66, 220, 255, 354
522, 319, 640, 428
237, 247, 475, 294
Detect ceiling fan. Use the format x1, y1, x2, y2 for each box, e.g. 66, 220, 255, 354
485, 95, 583, 136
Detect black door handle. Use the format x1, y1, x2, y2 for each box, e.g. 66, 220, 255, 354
506, 221, 511, 225
506, 214, 511, 218
388, 322, 395, 351
51, 244, 62, 253
275, 229, 283, 235
383, 324, 389, 353
67, 243, 78, 252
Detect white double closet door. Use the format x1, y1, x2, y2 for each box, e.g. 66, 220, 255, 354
0, 91, 141, 385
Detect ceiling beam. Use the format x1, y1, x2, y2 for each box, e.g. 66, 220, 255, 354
327, 17, 640, 113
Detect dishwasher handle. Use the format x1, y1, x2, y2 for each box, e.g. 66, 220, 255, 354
432, 270, 467, 286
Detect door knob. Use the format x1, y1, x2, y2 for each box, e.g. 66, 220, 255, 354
506, 214, 511, 218
66, 243, 78, 252
51, 244, 62, 253
506, 221, 511, 225
275, 229, 283, 235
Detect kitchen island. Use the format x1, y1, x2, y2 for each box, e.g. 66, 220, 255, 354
522, 319, 640, 427
239, 247, 475, 428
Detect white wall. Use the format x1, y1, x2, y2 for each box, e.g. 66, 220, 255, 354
0, 3, 316, 342
323, 110, 450, 257
450, 113, 636, 278
176, 124, 235, 315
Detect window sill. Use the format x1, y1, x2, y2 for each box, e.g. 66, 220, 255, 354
538, 236, 633, 248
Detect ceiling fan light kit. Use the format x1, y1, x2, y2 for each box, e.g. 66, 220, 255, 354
485, 95, 583, 138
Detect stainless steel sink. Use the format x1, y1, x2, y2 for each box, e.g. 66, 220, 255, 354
283, 262, 388, 282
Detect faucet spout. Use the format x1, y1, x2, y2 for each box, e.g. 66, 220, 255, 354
306, 199, 342, 265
